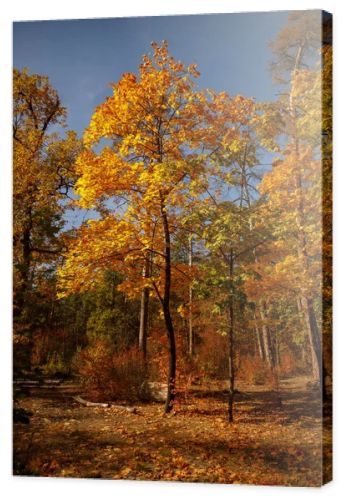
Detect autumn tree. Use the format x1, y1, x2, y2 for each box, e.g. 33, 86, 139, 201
13, 68, 80, 356
201, 195, 272, 421
251, 11, 328, 388
58, 42, 229, 411
177, 100, 274, 420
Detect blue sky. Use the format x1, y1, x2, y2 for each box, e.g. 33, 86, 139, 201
13, 12, 290, 135
13, 12, 290, 227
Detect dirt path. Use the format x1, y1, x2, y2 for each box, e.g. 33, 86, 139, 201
13, 376, 331, 486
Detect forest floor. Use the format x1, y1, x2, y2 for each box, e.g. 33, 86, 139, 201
13, 375, 332, 486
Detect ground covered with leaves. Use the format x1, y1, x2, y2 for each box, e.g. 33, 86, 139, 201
13, 376, 331, 486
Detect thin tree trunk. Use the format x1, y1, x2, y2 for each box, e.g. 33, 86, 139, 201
227, 249, 235, 423
270, 327, 280, 367
301, 296, 322, 382
297, 296, 319, 378
139, 257, 150, 360
254, 315, 265, 361
259, 304, 275, 369
161, 204, 176, 414
294, 165, 322, 384
14, 218, 32, 321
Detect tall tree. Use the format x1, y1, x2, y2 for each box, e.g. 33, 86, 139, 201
256, 11, 327, 387
13, 68, 80, 344
57, 42, 248, 412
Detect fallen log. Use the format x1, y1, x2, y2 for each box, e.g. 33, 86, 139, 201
73, 395, 109, 408
110, 403, 138, 414
13, 380, 40, 386
13, 378, 64, 388
72, 395, 137, 414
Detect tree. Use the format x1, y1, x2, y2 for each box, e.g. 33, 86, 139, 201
269, 10, 322, 86
252, 11, 328, 388
58, 41, 248, 412
13, 68, 80, 351
181, 108, 272, 419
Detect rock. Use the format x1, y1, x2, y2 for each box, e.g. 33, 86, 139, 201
141, 381, 167, 402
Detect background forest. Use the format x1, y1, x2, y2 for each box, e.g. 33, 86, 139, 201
13, 10, 332, 485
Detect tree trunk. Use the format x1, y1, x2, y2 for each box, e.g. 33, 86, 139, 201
254, 311, 265, 361
14, 220, 32, 322
139, 257, 150, 360
161, 205, 176, 414
270, 327, 280, 367
227, 249, 235, 423
295, 170, 323, 386
294, 166, 322, 386
259, 304, 275, 369
301, 296, 322, 383
297, 296, 320, 378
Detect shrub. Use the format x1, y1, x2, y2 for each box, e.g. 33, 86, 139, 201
196, 333, 229, 379
73, 340, 146, 402
110, 347, 147, 401
42, 351, 69, 376
236, 355, 277, 386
